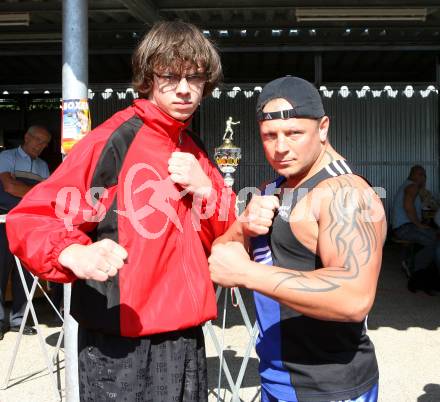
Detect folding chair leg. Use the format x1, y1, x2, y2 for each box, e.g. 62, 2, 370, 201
231, 322, 259, 402
52, 329, 64, 364
2, 258, 61, 401
1, 276, 39, 390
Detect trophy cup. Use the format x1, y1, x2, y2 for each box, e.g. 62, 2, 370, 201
214, 116, 242, 187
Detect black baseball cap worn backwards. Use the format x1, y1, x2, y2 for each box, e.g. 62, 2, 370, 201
256, 76, 325, 121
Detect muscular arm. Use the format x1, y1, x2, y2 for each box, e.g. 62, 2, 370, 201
210, 175, 386, 322
0, 172, 34, 197
262, 176, 385, 321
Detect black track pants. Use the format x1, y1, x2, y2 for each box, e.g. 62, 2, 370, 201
78, 325, 207, 402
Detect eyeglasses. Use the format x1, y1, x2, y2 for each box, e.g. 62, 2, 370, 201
154, 72, 207, 90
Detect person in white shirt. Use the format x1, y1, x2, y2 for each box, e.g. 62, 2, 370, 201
0, 125, 51, 339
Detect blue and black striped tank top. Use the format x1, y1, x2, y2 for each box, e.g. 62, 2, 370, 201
252, 160, 378, 402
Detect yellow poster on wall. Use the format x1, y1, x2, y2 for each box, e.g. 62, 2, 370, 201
61, 99, 91, 155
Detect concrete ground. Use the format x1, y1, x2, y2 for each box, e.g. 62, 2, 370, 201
0, 243, 439, 402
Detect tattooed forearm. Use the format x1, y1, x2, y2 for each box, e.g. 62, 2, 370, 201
273, 271, 341, 292
272, 176, 380, 293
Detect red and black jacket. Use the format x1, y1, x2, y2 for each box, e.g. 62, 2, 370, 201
6, 99, 236, 337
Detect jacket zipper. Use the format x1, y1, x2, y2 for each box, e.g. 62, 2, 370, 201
174, 126, 201, 321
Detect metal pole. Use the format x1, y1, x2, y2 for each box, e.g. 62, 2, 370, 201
314, 52, 322, 88
62, 0, 88, 400
217, 288, 227, 402
436, 57, 440, 197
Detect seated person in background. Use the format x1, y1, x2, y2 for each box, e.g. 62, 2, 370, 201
0, 125, 51, 340
391, 165, 440, 293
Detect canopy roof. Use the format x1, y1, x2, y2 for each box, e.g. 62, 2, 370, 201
1, 0, 440, 88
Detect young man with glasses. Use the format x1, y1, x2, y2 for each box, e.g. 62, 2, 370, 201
7, 21, 235, 401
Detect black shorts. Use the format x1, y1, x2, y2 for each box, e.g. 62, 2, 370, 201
78, 325, 207, 402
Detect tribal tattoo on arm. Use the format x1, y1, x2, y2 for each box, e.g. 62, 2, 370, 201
273, 176, 379, 293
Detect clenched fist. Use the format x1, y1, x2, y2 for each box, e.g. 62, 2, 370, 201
168, 152, 212, 197
208, 241, 251, 288
58, 238, 128, 282
239, 195, 279, 237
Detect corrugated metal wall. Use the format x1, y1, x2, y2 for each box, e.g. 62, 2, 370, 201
199, 86, 439, 217
3, 86, 437, 217
88, 86, 439, 218
89, 93, 132, 128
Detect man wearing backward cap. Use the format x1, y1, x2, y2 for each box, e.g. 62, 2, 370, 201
209, 76, 386, 402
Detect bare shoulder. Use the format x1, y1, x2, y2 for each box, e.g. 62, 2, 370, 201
404, 182, 418, 195
315, 174, 386, 233
315, 174, 384, 207
316, 173, 372, 192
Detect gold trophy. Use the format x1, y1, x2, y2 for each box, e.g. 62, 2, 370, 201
214, 116, 242, 187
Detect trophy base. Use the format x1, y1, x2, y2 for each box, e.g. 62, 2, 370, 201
220, 166, 236, 174
224, 173, 234, 187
